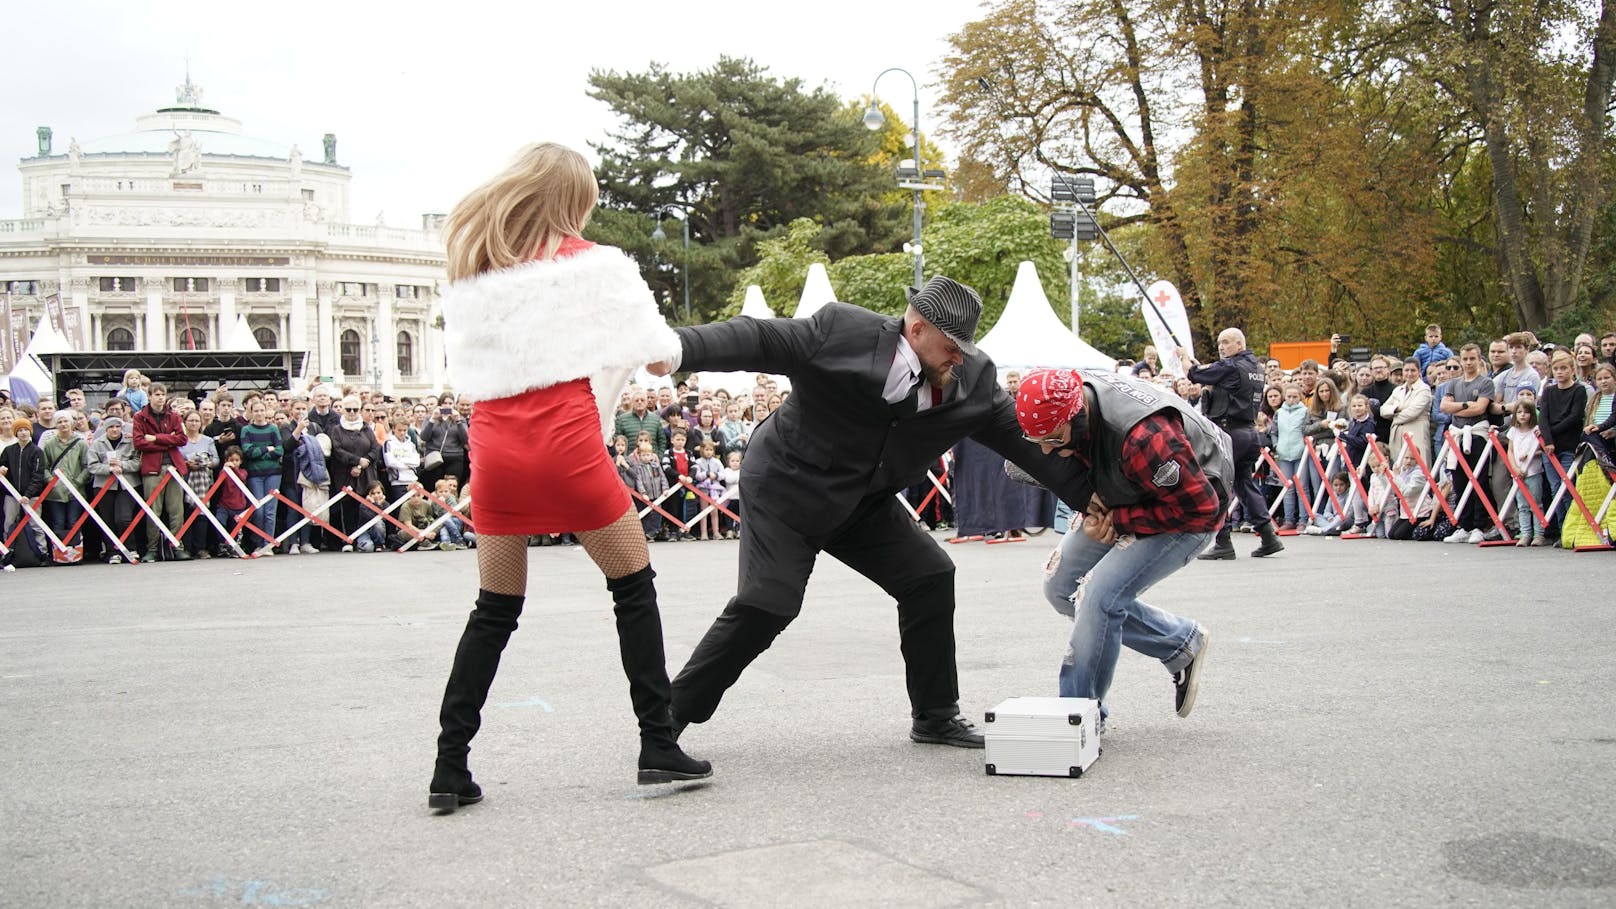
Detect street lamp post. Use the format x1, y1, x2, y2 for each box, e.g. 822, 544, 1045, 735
650, 209, 691, 321
863, 68, 944, 290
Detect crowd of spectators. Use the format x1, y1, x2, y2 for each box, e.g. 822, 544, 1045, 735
0, 369, 780, 569
3, 325, 1612, 569
1112, 326, 1616, 548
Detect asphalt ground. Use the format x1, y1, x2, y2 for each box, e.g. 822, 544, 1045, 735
3, 530, 1614, 907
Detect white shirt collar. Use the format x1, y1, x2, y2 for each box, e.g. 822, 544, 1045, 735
883, 336, 923, 404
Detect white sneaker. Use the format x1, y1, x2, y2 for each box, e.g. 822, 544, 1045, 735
341, 544, 354, 553
300, 544, 319, 555
1467, 529, 1485, 544
282, 545, 298, 556
1443, 528, 1469, 543
253, 545, 276, 558
1304, 525, 1324, 535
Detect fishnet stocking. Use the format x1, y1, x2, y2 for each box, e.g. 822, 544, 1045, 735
475, 534, 529, 596
576, 507, 651, 580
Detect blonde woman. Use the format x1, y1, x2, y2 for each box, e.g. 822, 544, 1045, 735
430, 142, 709, 813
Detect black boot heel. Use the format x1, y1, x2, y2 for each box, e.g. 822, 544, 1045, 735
429, 790, 482, 812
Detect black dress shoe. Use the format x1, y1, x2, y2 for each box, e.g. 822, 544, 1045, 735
910, 714, 985, 748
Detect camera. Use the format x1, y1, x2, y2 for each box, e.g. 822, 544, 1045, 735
440, 407, 453, 415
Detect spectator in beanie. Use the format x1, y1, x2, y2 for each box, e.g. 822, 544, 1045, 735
39, 411, 90, 555
88, 416, 140, 562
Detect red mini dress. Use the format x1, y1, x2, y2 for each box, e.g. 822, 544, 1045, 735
466, 238, 633, 535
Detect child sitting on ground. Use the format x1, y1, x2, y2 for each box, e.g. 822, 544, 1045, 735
355, 482, 390, 552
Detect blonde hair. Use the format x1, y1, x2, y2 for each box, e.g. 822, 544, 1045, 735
443, 143, 598, 281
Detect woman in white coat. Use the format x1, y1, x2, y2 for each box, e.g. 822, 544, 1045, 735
1380, 360, 1432, 464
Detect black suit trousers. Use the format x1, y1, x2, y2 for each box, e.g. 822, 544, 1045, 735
671, 492, 961, 724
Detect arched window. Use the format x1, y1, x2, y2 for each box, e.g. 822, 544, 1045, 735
340, 329, 362, 376
396, 331, 415, 376
180, 327, 208, 350
106, 327, 135, 351
253, 327, 278, 349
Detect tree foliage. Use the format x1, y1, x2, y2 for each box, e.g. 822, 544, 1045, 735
937, 0, 1616, 346
585, 57, 909, 322
723, 197, 1077, 341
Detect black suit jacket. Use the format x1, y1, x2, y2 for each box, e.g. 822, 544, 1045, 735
677, 303, 1094, 536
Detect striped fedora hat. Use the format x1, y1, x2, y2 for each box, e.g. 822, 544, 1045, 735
905, 276, 982, 355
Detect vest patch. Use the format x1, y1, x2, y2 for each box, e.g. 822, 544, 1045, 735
1152, 460, 1181, 488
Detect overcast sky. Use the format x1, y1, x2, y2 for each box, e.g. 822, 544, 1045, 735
2, 0, 988, 226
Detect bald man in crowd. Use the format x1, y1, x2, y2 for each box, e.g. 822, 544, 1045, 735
1179, 329, 1284, 559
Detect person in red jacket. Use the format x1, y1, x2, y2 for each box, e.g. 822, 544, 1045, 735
131, 383, 190, 562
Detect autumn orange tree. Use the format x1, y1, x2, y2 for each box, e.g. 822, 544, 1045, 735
938, 0, 1616, 347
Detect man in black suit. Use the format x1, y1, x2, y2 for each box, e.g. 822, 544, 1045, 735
651, 277, 1093, 747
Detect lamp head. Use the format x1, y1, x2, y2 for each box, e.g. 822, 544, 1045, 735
651, 221, 666, 241
862, 105, 885, 131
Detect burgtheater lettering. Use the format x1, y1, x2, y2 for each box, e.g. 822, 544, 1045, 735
86, 255, 291, 267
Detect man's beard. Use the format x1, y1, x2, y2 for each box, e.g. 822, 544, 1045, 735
921, 361, 957, 388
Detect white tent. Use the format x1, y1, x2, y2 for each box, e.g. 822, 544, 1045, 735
739, 284, 773, 319
6, 315, 70, 400
792, 263, 836, 320
977, 261, 1117, 371
220, 315, 261, 350
23, 314, 72, 356
697, 284, 790, 396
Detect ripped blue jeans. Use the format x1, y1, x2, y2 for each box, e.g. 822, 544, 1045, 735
1042, 527, 1211, 716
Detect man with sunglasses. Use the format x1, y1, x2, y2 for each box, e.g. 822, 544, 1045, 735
650, 276, 1093, 749
1015, 367, 1227, 727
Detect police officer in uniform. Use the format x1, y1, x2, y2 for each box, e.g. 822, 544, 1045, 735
1179, 329, 1284, 559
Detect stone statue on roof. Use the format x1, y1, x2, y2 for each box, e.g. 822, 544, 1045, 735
170, 131, 201, 175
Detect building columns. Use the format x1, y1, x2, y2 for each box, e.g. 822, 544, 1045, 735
316, 292, 334, 379
218, 289, 237, 343
144, 285, 164, 350
376, 295, 394, 392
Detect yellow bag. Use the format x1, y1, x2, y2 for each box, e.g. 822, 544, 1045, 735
1560, 460, 1616, 549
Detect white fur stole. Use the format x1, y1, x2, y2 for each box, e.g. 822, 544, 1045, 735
442, 245, 680, 439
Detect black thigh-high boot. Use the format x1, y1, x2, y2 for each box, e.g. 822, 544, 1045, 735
606, 566, 714, 785
429, 589, 523, 812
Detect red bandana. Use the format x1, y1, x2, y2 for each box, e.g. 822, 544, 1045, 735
1016, 368, 1087, 437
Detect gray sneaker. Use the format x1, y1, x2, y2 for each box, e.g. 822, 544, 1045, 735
1174, 630, 1210, 718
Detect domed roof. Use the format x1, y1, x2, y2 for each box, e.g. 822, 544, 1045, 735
76, 76, 300, 161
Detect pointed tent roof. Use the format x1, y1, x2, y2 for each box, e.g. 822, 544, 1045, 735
739, 285, 774, 319
220, 315, 260, 350
793, 263, 836, 320
699, 284, 790, 395
23, 314, 72, 356
977, 261, 1117, 370
7, 316, 62, 398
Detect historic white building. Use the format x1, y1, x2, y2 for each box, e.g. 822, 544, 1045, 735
0, 76, 447, 395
